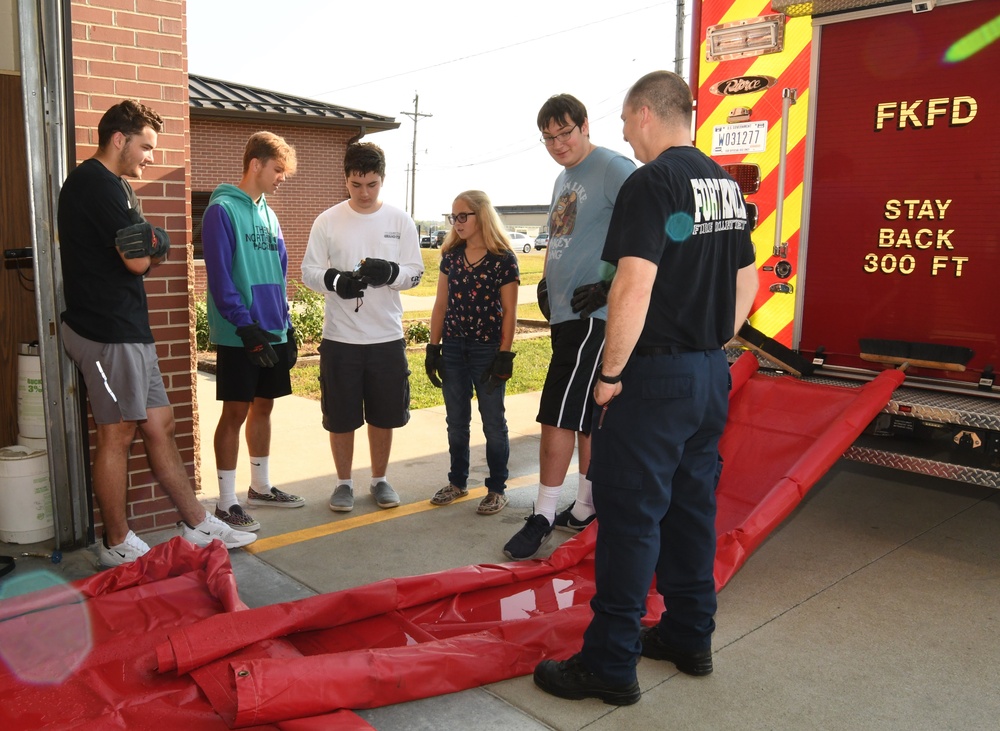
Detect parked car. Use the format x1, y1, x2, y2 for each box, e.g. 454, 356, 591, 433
534, 232, 549, 250
508, 231, 533, 253
420, 230, 447, 249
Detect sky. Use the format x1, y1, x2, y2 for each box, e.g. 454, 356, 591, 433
187, 1, 690, 223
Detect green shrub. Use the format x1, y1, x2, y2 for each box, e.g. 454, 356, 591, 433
289, 280, 324, 346
405, 321, 431, 345
194, 298, 213, 352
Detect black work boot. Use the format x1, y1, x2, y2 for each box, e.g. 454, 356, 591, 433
533, 653, 641, 705
640, 626, 713, 676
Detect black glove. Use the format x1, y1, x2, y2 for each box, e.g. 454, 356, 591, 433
355, 258, 400, 286
425, 344, 444, 388
570, 279, 612, 318
235, 322, 281, 367
149, 227, 170, 260
285, 327, 298, 369
115, 222, 167, 260
537, 277, 550, 321
324, 268, 368, 300
481, 351, 516, 394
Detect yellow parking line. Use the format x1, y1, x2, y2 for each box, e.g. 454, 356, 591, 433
245, 474, 539, 554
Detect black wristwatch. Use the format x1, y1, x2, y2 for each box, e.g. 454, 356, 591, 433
597, 371, 622, 385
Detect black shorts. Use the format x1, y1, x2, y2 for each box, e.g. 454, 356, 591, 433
318, 339, 410, 433
536, 318, 605, 434
215, 343, 293, 402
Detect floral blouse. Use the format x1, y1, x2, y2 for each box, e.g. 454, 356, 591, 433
440, 244, 519, 343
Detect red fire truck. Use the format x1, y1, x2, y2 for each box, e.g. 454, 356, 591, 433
694, 0, 999, 485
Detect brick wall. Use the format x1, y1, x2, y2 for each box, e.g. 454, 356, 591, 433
190, 119, 355, 299
69, 0, 195, 535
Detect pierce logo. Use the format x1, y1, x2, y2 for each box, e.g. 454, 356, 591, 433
710, 76, 777, 96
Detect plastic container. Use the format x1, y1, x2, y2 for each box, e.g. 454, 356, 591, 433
0, 445, 54, 544
16, 434, 48, 451
17, 343, 46, 439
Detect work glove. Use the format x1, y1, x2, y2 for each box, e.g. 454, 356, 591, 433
115, 222, 170, 260
285, 327, 298, 369
537, 277, 550, 321
425, 343, 444, 388
355, 257, 400, 286
481, 351, 516, 395
324, 268, 368, 300
235, 322, 281, 368
570, 279, 612, 318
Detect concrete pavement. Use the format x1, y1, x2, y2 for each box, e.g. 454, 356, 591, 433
5, 289, 1000, 727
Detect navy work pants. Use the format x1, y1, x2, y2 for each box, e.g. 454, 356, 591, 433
582, 349, 728, 685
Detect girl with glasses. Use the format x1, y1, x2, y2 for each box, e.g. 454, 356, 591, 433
425, 191, 520, 515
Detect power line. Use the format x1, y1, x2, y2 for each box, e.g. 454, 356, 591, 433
309, 3, 665, 98
400, 93, 432, 217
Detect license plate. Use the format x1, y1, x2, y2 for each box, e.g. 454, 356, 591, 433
712, 121, 768, 155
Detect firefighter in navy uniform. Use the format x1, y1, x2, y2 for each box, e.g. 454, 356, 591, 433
534, 70, 759, 704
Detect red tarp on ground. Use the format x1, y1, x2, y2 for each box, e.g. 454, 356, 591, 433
0, 353, 904, 728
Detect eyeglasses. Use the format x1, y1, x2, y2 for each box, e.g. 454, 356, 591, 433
540, 125, 578, 146
448, 212, 475, 224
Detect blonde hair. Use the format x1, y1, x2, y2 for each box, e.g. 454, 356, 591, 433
243, 131, 297, 176
442, 190, 513, 256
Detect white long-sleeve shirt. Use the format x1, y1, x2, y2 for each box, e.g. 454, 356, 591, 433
302, 200, 423, 344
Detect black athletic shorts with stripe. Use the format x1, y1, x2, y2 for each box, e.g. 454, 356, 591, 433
536, 317, 605, 435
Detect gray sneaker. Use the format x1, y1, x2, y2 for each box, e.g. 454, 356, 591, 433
370, 480, 400, 509
329, 484, 354, 512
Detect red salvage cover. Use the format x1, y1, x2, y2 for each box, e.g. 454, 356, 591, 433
0, 354, 902, 727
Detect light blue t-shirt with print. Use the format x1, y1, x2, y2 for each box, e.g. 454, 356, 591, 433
544, 146, 635, 325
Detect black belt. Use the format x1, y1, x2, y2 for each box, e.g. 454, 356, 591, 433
636, 345, 706, 355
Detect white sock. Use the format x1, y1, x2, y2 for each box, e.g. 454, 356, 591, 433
370, 475, 385, 487
218, 469, 237, 509
536, 484, 562, 525
338, 478, 354, 491
572, 475, 595, 520
249, 456, 270, 491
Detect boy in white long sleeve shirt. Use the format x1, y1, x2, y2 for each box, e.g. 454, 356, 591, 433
301, 142, 423, 512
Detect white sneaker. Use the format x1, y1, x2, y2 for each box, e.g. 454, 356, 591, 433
98, 530, 150, 568
180, 511, 257, 549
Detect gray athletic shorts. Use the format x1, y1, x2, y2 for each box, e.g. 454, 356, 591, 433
61, 322, 170, 424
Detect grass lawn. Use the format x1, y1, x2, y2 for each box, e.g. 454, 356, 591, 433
291, 335, 551, 410
409, 248, 545, 297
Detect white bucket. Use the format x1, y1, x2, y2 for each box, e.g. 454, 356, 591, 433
17, 434, 48, 451
0, 445, 54, 544
17, 344, 46, 439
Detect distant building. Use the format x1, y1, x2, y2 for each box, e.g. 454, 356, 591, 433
495, 204, 549, 236
189, 74, 398, 297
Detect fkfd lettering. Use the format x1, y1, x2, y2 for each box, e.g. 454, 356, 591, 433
875, 97, 976, 130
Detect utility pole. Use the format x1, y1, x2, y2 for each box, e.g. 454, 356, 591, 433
674, 0, 686, 76
403, 164, 410, 215
401, 93, 431, 219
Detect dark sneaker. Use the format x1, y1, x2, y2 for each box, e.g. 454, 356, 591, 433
640, 626, 713, 676
98, 530, 150, 568
477, 491, 509, 515
534, 654, 640, 705
503, 513, 554, 560
553, 501, 596, 533
247, 485, 305, 508
215, 503, 261, 531
371, 481, 400, 509
430, 484, 469, 506
329, 484, 354, 512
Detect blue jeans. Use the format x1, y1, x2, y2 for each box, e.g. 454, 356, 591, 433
442, 338, 509, 493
